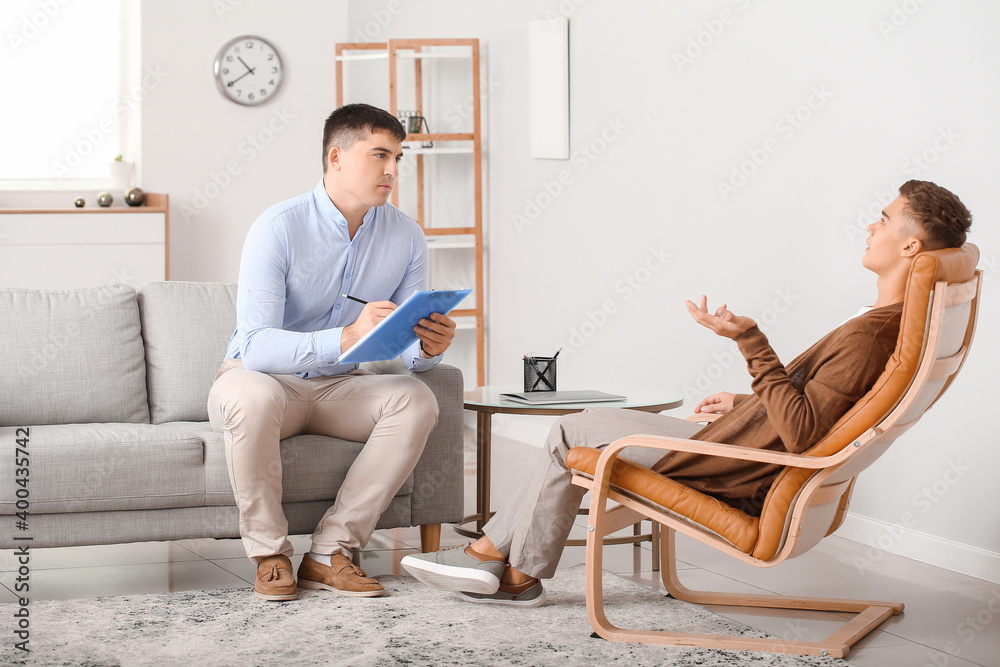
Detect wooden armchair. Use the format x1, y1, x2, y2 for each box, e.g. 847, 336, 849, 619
566, 244, 981, 658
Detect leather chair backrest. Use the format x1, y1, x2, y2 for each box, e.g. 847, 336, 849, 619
751, 244, 981, 560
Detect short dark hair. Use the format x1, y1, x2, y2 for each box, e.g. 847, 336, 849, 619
321, 103, 406, 172
898, 180, 972, 250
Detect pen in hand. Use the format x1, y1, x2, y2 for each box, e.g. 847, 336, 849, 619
341, 293, 368, 305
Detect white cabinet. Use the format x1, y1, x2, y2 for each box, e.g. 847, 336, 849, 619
0, 194, 169, 289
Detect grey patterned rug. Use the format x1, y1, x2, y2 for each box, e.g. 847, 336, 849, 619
5, 566, 848, 666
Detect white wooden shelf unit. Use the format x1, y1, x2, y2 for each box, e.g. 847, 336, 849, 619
335, 39, 486, 386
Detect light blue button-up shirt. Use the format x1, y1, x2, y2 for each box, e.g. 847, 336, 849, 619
224, 180, 441, 377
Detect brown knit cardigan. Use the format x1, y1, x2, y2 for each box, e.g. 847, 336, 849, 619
653, 303, 903, 515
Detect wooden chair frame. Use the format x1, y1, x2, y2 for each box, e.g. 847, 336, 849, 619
571, 271, 981, 658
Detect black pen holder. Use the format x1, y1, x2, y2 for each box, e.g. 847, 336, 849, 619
523, 356, 557, 392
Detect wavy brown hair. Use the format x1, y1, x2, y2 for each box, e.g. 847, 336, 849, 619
898, 180, 972, 250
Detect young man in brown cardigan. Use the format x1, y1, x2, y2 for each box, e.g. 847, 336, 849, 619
403, 180, 973, 606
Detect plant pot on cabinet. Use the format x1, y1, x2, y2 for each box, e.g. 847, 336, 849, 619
109, 160, 134, 191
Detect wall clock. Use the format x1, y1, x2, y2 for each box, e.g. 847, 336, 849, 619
214, 35, 284, 106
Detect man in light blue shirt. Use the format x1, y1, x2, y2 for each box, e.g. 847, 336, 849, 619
208, 104, 457, 601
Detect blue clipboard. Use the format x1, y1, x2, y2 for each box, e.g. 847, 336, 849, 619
337, 289, 473, 364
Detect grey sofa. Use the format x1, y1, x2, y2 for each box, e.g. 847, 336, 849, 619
0, 282, 464, 553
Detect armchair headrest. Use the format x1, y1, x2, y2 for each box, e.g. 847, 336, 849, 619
907, 243, 980, 286
810, 243, 979, 458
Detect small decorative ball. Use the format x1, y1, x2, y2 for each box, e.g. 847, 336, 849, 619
97, 192, 113, 207
124, 187, 145, 207
74, 197, 85, 208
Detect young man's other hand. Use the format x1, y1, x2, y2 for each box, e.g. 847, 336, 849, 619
694, 391, 736, 415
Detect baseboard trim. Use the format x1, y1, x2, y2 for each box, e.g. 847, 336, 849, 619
838, 512, 1000, 585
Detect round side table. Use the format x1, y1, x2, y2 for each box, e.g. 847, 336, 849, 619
460, 385, 683, 553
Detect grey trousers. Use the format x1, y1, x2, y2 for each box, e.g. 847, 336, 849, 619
482, 407, 703, 579
207, 359, 439, 563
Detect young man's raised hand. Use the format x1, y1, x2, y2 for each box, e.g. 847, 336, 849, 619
685, 295, 756, 339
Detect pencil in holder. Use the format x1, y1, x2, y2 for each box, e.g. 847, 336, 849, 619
523, 356, 557, 392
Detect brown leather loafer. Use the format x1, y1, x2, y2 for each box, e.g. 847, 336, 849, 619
297, 553, 386, 597
254, 554, 297, 601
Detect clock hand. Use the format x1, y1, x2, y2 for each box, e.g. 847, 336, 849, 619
237, 56, 255, 75
227, 69, 253, 86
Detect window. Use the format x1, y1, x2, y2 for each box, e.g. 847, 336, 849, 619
1, 0, 125, 184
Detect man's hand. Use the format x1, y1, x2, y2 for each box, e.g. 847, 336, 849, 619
341, 300, 397, 351
685, 295, 756, 339
694, 391, 736, 415
415, 313, 456, 357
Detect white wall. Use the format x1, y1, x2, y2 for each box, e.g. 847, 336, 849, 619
131, 0, 998, 578
141, 0, 348, 283
340, 0, 1000, 580
10, 0, 995, 580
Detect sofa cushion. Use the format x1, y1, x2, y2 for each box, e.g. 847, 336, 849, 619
202, 432, 415, 505
0, 421, 417, 516
137, 282, 237, 424
0, 423, 207, 513
0, 285, 149, 426
283, 435, 414, 503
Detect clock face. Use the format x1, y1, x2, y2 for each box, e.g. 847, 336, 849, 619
214, 35, 284, 106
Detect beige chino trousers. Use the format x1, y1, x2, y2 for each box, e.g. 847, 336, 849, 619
207, 359, 439, 563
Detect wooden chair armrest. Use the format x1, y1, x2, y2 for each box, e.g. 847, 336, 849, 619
685, 412, 722, 424
579, 435, 860, 510
598, 433, 859, 470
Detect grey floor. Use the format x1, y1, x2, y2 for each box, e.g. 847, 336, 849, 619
2, 433, 997, 666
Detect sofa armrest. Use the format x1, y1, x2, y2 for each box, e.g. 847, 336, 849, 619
361, 360, 465, 525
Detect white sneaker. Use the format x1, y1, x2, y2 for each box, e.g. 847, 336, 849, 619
401, 543, 505, 595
